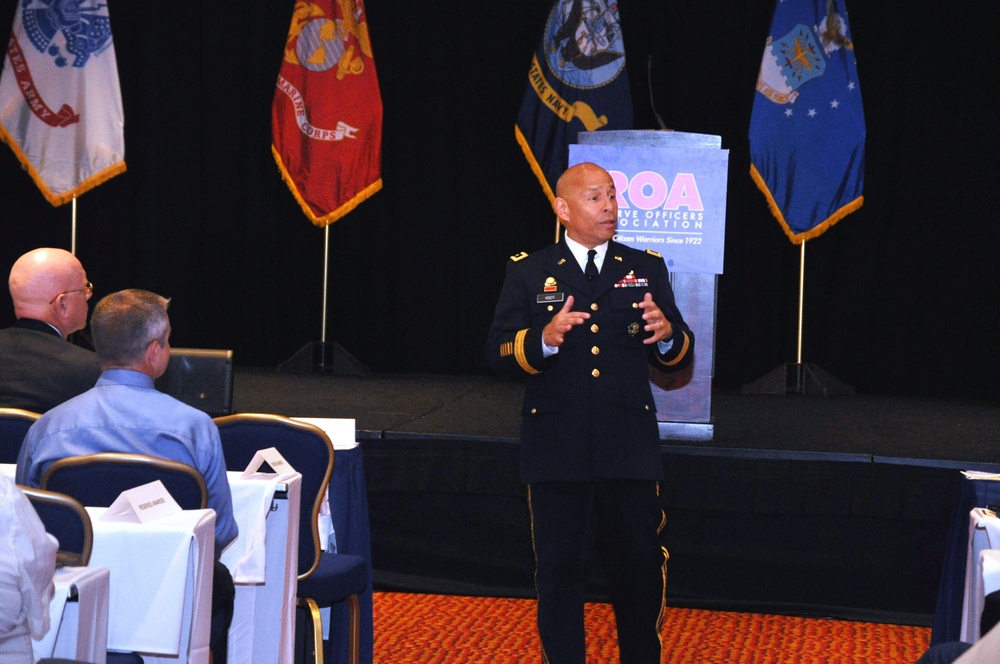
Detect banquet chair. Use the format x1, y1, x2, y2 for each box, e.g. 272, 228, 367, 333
214, 413, 368, 664
20, 486, 93, 567
39, 452, 208, 510
0, 407, 41, 463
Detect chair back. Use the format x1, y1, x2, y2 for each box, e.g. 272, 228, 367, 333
213, 413, 334, 579
0, 407, 41, 463
40, 452, 209, 510
20, 485, 94, 566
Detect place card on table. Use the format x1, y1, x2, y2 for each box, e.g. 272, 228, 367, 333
240, 446, 297, 480
100, 479, 181, 523
962, 471, 1000, 481
293, 417, 357, 449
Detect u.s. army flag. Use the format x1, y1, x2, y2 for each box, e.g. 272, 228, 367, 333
0, 0, 126, 206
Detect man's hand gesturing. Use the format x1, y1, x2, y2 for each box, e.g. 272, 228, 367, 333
542, 295, 590, 348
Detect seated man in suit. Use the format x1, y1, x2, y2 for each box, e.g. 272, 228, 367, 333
15, 288, 237, 662
0, 473, 58, 664
0, 248, 101, 412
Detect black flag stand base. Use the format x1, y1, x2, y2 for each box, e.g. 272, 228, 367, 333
741, 363, 855, 397
277, 341, 369, 376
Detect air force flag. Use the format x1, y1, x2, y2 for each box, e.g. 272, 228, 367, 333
749, 0, 865, 244
515, 0, 633, 203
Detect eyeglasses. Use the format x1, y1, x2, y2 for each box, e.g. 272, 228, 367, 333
49, 281, 94, 304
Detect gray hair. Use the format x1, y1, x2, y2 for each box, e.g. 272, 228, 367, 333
91, 289, 171, 366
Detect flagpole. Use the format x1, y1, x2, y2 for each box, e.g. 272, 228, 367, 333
796, 239, 805, 365
71, 197, 77, 255
792, 239, 807, 393
278, 224, 368, 375
321, 224, 329, 344
741, 238, 854, 397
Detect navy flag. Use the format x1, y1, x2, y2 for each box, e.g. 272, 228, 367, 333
515, 0, 633, 203
749, 0, 865, 244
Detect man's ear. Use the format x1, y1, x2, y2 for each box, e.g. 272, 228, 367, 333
53, 295, 68, 318
145, 339, 160, 365
553, 196, 569, 222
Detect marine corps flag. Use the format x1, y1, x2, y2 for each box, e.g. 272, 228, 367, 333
0, 0, 126, 206
272, 0, 383, 227
749, 0, 865, 244
515, 0, 632, 202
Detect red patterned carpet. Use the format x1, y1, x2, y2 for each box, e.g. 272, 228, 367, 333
373, 592, 932, 663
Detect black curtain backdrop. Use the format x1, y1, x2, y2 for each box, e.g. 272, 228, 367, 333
1, 1, 997, 399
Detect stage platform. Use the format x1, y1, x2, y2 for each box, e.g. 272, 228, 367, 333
231, 367, 1000, 625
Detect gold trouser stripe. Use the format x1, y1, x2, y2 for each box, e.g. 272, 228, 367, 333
527, 486, 553, 664
658, 331, 691, 367
656, 481, 668, 643
514, 328, 540, 374
529, 483, 667, 658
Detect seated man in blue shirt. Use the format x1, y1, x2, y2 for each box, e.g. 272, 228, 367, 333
16, 288, 238, 662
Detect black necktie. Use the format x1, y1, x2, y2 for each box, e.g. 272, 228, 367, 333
585, 249, 599, 280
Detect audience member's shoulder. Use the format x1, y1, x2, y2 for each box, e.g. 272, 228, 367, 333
28, 386, 99, 427
159, 391, 217, 426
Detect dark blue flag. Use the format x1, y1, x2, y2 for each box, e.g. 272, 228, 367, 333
749, 0, 865, 244
515, 0, 633, 202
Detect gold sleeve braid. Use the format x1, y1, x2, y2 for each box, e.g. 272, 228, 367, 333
656, 330, 691, 367
513, 328, 541, 375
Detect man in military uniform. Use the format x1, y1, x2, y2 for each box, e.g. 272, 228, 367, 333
486, 162, 694, 663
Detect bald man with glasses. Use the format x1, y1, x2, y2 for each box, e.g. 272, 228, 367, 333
0, 248, 101, 412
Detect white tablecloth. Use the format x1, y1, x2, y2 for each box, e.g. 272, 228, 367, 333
34, 565, 110, 664
961, 508, 1000, 642
222, 472, 301, 664
87, 506, 215, 663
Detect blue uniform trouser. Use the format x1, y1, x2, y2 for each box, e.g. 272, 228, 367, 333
528, 480, 667, 664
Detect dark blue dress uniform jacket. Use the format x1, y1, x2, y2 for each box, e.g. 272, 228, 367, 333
486, 239, 694, 484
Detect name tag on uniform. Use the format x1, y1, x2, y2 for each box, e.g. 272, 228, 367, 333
537, 293, 565, 304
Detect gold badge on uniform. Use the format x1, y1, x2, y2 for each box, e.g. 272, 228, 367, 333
627, 322, 640, 337
543, 277, 557, 293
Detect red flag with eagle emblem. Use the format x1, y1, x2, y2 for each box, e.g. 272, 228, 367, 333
272, 0, 383, 227
0, 0, 126, 206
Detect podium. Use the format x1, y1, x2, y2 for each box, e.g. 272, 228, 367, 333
573, 130, 728, 442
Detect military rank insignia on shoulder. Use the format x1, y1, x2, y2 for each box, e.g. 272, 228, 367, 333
646, 249, 662, 258
510, 251, 529, 262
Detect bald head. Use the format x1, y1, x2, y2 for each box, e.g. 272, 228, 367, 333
553, 162, 619, 248
554, 162, 609, 199
8, 248, 92, 337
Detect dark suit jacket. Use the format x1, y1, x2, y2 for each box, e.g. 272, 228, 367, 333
0, 319, 101, 413
486, 240, 694, 484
